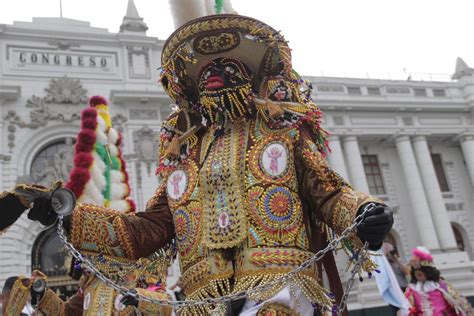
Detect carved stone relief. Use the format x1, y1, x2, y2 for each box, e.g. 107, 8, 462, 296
111, 114, 128, 133
126, 46, 150, 78
133, 126, 159, 175
43, 76, 88, 104
129, 109, 158, 120
3, 76, 86, 151
17, 138, 75, 187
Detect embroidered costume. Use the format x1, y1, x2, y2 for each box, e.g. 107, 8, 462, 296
2, 13, 394, 316
61, 15, 384, 315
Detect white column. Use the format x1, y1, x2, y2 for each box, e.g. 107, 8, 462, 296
459, 134, 474, 185
395, 135, 440, 251
327, 135, 349, 180
342, 136, 370, 193
412, 136, 458, 251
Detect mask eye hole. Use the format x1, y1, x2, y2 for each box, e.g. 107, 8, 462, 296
225, 66, 235, 75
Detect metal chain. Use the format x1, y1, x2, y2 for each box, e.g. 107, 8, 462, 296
57, 203, 376, 310
336, 242, 369, 316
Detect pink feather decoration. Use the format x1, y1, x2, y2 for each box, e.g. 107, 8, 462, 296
412, 248, 433, 262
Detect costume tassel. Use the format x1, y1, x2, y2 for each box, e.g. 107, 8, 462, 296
165, 136, 181, 158
266, 99, 285, 119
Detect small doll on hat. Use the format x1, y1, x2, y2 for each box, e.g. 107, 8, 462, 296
405, 246, 473, 316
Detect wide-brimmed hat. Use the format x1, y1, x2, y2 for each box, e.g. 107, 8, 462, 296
160, 14, 292, 103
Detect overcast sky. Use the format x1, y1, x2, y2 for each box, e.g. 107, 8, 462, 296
1, 0, 473, 81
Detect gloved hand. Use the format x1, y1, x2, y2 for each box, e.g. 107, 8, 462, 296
27, 197, 57, 226
356, 203, 393, 251
29, 279, 46, 306
0, 193, 30, 232
119, 289, 139, 308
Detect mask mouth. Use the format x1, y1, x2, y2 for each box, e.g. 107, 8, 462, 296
205, 76, 225, 90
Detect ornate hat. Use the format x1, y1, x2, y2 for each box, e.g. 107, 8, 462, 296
160, 14, 292, 103
411, 246, 434, 267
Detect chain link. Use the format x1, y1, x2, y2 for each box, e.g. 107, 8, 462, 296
57, 203, 376, 310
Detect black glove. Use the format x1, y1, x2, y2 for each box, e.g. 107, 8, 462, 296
356, 203, 393, 251
120, 289, 139, 307
27, 197, 57, 227
0, 193, 29, 231
30, 279, 46, 306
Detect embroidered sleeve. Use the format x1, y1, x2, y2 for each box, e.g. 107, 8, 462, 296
295, 124, 382, 250
3, 277, 30, 315
37, 288, 83, 316
70, 182, 175, 260
136, 288, 173, 315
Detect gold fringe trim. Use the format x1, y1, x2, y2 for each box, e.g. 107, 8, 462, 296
234, 272, 334, 311
178, 278, 232, 316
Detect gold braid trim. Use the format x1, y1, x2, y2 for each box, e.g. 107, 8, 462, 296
145, 182, 167, 211
249, 249, 312, 267
114, 215, 137, 259
136, 288, 173, 315
3, 277, 30, 316
37, 288, 65, 315
178, 277, 233, 316
162, 15, 288, 65
70, 204, 137, 259
233, 270, 334, 310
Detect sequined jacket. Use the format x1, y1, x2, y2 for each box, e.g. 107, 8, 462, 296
69, 116, 379, 314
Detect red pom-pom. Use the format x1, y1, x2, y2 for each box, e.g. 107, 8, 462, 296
65, 168, 90, 198
81, 116, 98, 130
127, 198, 136, 213
75, 130, 96, 152
117, 133, 123, 146
89, 95, 107, 107
74, 152, 93, 168
81, 107, 97, 120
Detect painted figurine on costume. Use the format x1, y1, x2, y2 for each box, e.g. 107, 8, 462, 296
3, 14, 394, 315
405, 247, 473, 316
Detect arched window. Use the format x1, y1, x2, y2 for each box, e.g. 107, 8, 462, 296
29, 138, 74, 187
29, 137, 77, 298
31, 227, 78, 299
452, 224, 465, 252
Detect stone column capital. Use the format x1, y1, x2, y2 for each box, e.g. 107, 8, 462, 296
328, 135, 341, 142
394, 134, 411, 144
455, 132, 474, 143
342, 135, 358, 142
412, 135, 428, 143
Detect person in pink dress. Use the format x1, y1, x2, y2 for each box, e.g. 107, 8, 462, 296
405, 246, 473, 316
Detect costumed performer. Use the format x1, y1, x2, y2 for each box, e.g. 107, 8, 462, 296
405, 246, 473, 316
6, 14, 394, 316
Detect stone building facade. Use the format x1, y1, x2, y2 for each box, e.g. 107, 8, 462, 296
0, 2, 473, 311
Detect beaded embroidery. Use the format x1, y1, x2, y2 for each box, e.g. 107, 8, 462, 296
70, 204, 137, 259
174, 201, 203, 270
201, 120, 250, 249
256, 302, 298, 316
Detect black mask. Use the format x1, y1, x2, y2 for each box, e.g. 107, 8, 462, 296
197, 57, 253, 126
